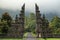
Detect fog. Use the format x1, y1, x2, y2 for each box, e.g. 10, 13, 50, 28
0, 0, 60, 14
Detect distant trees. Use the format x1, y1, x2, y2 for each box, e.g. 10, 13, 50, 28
25, 13, 36, 33
28, 13, 36, 32
29, 13, 36, 20
49, 16, 60, 34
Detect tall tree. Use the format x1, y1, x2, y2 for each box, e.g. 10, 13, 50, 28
1, 23, 8, 34
29, 13, 36, 21
1, 12, 12, 27
25, 13, 36, 32
0, 20, 8, 34
49, 16, 60, 34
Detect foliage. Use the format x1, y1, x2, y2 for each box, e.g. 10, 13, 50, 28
25, 13, 36, 33
1, 24, 8, 33
49, 16, 60, 34
2, 12, 12, 21
0, 12, 12, 33
29, 13, 36, 20
1, 12, 12, 27
0, 20, 9, 34
26, 20, 36, 32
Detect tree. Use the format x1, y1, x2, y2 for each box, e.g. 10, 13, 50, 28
49, 16, 60, 34
1, 12, 12, 27
29, 13, 36, 21
27, 20, 36, 32
1, 25, 8, 33
28, 13, 36, 32
1, 21, 8, 34
25, 13, 36, 33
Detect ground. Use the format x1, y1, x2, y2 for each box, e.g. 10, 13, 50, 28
23, 32, 36, 40
0, 38, 60, 40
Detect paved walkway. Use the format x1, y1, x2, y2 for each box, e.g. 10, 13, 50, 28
23, 32, 36, 40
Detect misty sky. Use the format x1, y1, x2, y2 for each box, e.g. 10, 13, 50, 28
0, 0, 60, 14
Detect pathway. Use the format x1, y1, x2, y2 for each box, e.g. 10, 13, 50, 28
23, 32, 36, 40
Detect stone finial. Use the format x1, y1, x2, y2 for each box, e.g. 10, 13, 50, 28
22, 3, 25, 10
35, 3, 39, 10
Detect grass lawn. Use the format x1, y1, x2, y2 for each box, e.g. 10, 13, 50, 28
37, 38, 60, 40
23, 32, 28, 37
0, 38, 60, 40
47, 38, 60, 40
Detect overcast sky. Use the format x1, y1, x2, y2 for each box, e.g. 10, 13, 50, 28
0, 0, 60, 13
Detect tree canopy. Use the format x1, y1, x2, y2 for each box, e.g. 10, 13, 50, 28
49, 16, 60, 34
1, 12, 12, 27
25, 13, 36, 32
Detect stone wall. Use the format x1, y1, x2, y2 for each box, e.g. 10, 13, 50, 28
0, 34, 7, 38
53, 34, 60, 38
42, 34, 60, 38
